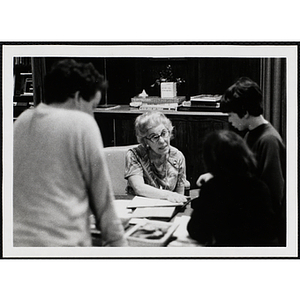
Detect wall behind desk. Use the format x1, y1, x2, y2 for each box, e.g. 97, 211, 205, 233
39, 57, 261, 105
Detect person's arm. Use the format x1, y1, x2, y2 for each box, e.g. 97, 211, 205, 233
174, 151, 188, 195
128, 175, 186, 203
257, 137, 285, 210
196, 172, 214, 187
84, 119, 127, 247
125, 148, 186, 203
174, 184, 185, 195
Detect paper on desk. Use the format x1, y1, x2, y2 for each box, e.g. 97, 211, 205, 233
172, 215, 191, 238
131, 207, 175, 218
167, 215, 202, 247
127, 196, 184, 209
114, 200, 133, 228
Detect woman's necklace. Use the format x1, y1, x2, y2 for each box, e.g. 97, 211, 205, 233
154, 159, 166, 172
147, 150, 171, 189
152, 157, 168, 179
149, 150, 166, 170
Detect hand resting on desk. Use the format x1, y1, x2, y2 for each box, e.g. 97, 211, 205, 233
164, 190, 187, 203
128, 175, 186, 203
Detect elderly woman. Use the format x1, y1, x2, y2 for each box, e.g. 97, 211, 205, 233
124, 111, 188, 203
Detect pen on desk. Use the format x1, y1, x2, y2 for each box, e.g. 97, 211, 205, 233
168, 197, 194, 221
181, 196, 193, 210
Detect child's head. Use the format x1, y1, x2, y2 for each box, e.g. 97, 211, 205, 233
220, 77, 263, 118
203, 130, 257, 178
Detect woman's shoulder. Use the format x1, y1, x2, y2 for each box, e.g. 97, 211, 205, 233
168, 146, 185, 167
127, 144, 148, 159
169, 145, 184, 157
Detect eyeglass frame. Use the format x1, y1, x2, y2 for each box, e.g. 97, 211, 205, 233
145, 129, 170, 143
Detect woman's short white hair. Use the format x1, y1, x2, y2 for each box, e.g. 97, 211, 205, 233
135, 111, 174, 146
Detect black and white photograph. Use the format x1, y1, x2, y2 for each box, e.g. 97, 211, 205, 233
1, 3, 300, 297
0, 0, 300, 300
2, 43, 298, 259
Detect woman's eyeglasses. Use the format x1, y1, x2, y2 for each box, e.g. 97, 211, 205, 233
146, 129, 170, 143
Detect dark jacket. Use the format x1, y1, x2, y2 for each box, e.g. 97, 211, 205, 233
187, 176, 278, 246
245, 123, 286, 213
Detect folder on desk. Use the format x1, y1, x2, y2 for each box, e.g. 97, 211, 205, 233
126, 196, 184, 209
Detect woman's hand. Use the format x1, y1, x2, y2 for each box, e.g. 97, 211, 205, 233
128, 175, 186, 203
196, 172, 214, 187
165, 191, 187, 203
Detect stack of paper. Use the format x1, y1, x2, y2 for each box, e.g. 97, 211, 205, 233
127, 196, 184, 209
131, 207, 176, 219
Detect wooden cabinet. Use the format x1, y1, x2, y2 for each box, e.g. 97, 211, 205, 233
94, 106, 229, 189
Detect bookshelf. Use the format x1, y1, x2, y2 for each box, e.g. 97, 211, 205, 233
13, 58, 34, 118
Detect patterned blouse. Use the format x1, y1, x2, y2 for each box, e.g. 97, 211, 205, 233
124, 144, 187, 194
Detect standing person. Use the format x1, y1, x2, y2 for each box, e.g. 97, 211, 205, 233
13, 59, 127, 247
197, 77, 286, 244
188, 130, 278, 246
124, 111, 188, 203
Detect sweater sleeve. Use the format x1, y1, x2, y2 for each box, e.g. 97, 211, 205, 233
80, 118, 127, 246
256, 135, 285, 210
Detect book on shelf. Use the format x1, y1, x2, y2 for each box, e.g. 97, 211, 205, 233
190, 94, 221, 109
177, 105, 221, 111
131, 95, 185, 104
191, 94, 221, 104
139, 103, 178, 111
191, 102, 221, 108
190, 94, 222, 102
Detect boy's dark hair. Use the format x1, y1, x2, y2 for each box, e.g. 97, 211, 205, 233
220, 77, 263, 118
44, 59, 107, 104
203, 130, 257, 179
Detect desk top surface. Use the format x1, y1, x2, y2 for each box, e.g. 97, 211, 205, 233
92, 190, 201, 247
94, 105, 228, 117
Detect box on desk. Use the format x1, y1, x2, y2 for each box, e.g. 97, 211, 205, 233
160, 82, 177, 98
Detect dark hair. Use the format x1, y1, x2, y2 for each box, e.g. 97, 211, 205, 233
203, 130, 257, 179
44, 59, 107, 104
220, 77, 263, 118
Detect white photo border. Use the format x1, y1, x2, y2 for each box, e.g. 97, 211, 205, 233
2, 43, 298, 258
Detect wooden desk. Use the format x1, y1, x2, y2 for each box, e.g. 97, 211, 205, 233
92, 189, 201, 247
94, 105, 229, 189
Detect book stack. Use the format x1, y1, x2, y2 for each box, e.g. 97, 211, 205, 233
190, 94, 221, 110
130, 95, 186, 111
